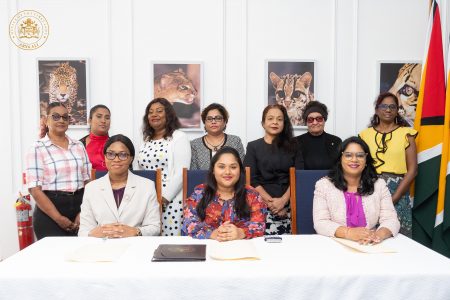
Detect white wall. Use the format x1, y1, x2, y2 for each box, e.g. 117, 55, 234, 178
0, 0, 440, 259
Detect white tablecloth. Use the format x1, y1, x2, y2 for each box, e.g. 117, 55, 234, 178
0, 235, 449, 300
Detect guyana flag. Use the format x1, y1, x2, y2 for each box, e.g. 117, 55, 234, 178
412, 0, 447, 253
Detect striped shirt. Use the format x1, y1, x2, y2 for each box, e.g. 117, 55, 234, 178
26, 135, 91, 192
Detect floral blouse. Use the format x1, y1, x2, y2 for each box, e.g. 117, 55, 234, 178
182, 184, 267, 239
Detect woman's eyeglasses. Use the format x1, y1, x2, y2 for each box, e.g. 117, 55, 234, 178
50, 113, 70, 122
342, 152, 367, 161
205, 116, 224, 123
377, 104, 398, 111
306, 116, 324, 124
105, 151, 130, 161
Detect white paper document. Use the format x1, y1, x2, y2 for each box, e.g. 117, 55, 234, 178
65, 242, 130, 262
333, 237, 397, 253
209, 239, 260, 260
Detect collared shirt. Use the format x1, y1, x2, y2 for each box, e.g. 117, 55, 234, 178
182, 184, 267, 239
26, 135, 91, 192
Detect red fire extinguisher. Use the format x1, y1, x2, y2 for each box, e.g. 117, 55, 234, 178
16, 193, 34, 250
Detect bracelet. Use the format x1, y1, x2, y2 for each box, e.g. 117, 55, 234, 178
136, 227, 142, 236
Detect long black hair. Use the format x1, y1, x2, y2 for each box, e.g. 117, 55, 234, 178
196, 147, 250, 221
261, 104, 297, 153
142, 98, 180, 141
328, 136, 378, 195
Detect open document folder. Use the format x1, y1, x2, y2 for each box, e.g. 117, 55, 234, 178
209, 239, 260, 260
333, 237, 397, 253
65, 242, 130, 262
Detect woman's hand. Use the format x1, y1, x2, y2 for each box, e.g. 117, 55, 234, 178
54, 215, 74, 232
70, 213, 81, 232
211, 221, 245, 242
88, 223, 138, 238
270, 197, 288, 215
346, 227, 374, 243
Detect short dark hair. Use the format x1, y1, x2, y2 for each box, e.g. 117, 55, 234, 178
89, 104, 110, 120
196, 147, 250, 221
103, 134, 135, 167
261, 104, 297, 153
142, 98, 180, 141
328, 136, 378, 195
370, 92, 409, 127
201, 103, 229, 125
302, 100, 328, 122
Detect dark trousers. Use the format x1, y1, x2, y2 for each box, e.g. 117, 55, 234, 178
33, 189, 84, 240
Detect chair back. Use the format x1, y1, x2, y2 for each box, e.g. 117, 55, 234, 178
289, 168, 329, 234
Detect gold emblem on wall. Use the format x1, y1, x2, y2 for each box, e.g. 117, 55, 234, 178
9, 10, 49, 50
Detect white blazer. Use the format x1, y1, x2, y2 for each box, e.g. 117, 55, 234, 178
78, 171, 161, 236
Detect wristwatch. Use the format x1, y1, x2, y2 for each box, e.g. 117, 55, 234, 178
136, 227, 142, 236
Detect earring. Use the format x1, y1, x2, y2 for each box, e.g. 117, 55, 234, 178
395, 116, 399, 124
375, 115, 380, 125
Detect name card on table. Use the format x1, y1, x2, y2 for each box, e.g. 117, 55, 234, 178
209, 239, 260, 260
333, 238, 397, 254
65, 242, 130, 262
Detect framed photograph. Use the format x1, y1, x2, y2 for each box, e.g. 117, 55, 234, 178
152, 62, 202, 130
38, 59, 89, 127
378, 61, 422, 127
266, 60, 316, 127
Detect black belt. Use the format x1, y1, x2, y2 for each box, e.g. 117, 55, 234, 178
44, 189, 84, 196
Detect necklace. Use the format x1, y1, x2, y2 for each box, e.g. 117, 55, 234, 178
204, 135, 225, 151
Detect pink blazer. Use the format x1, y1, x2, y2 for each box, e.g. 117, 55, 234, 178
313, 177, 400, 237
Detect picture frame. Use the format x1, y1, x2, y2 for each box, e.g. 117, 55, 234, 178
378, 61, 422, 127
152, 62, 202, 130
266, 60, 316, 127
37, 59, 90, 128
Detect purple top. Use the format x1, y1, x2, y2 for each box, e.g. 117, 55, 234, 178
112, 187, 125, 208
344, 192, 367, 228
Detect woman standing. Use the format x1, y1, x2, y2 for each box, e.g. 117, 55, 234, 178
79, 134, 160, 237
313, 137, 400, 243
359, 92, 417, 237
244, 104, 304, 235
190, 103, 245, 170
26, 102, 91, 239
296, 101, 341, 170
183, 147, 267, 240
137, 98, 191, 236
80, 105, 111, 171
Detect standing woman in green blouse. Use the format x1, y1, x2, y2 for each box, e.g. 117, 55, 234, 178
359, 92, 418, 237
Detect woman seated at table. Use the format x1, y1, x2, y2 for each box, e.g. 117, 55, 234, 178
182, 147, 267, 241
79, 134, 160, 237
80, 104, 111, 171
190, 103, 245, 170
313, 136, 400, 244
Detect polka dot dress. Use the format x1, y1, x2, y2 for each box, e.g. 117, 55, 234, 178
138, 139, 181, 236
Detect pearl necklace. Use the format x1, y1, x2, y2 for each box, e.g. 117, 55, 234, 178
204, 135, 225, 151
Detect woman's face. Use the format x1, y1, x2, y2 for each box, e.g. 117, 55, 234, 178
105, 141, 132, 175
46, 106, 69, 135
213, 153, 241, 191
340, 142, 367, 178
204, 109, 226, 135
147, 102, 167, 131
89, 108, 111, 136
306, 112, 325, 136
262, 108, 284, 137
376, 96, 398, 124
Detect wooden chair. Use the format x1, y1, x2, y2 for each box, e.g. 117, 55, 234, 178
289, 168, 329, 234
91, 168, 163, 216
182, 167, 251, 203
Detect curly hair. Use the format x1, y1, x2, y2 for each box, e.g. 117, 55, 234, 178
142, 98, 181, 141
369, 92, 409, 127
261, 104, 297, 153
40, 102, 68, 138
328, 136, 378, 195
196, 147, 250, 221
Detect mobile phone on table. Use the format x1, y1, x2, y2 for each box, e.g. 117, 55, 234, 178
264, 236, 282, 243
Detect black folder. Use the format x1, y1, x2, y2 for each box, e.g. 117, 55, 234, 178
151, 244, 206, 262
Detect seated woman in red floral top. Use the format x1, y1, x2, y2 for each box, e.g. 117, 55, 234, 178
182, 147, 267, 241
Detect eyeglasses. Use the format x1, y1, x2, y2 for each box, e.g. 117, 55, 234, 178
342, 152, 367, 161
105, 151, 130, 161
205, 116, 224, 123
306, 116, 324, 124
377, 104, 398, 111
50, 113, 69, 122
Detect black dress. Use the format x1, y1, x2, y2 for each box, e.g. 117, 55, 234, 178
244, 138, 304, 235
296, 132, 342, 170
